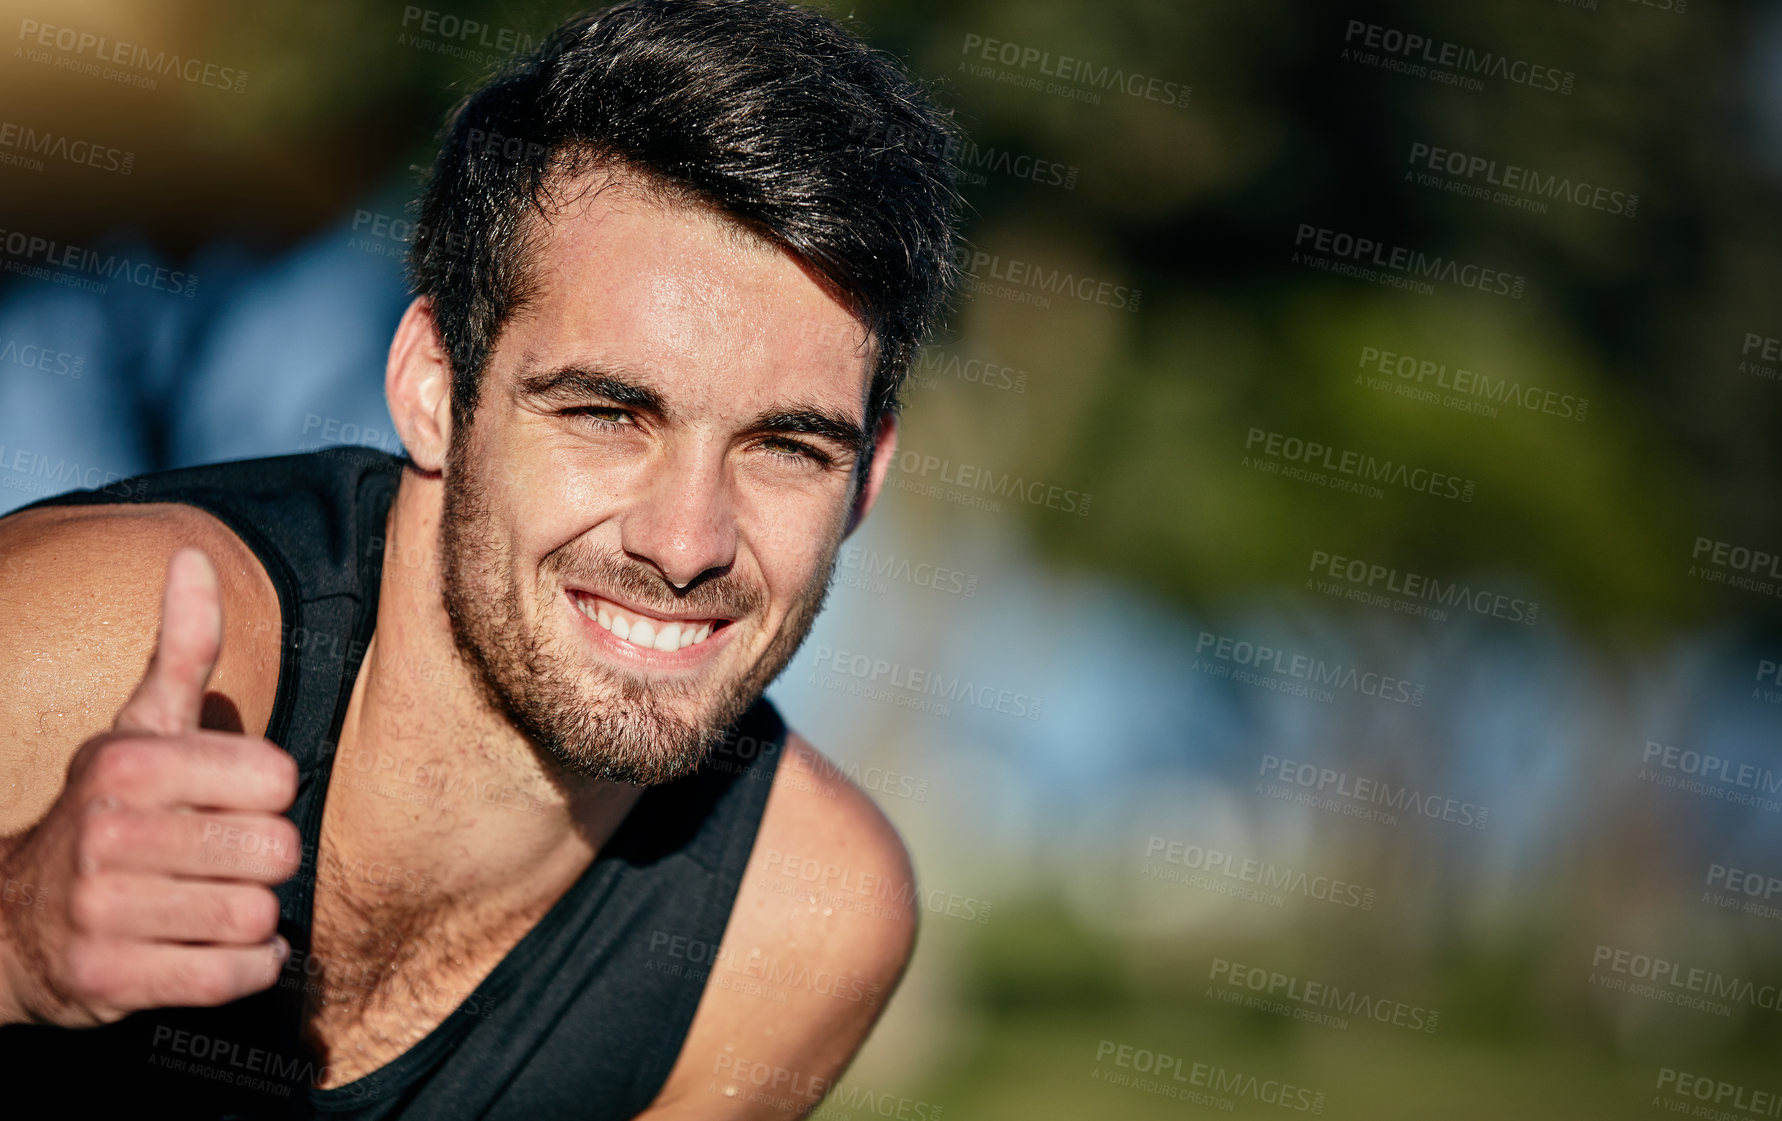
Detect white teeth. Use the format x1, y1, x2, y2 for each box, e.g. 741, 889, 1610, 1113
576, 593, 719, 652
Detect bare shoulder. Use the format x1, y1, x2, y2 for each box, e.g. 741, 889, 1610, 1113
0, 502, 282, 833
758, 732, 918, 924
641, 729, 918, 1119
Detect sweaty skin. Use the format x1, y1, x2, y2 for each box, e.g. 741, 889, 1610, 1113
0, 174, 919, 1118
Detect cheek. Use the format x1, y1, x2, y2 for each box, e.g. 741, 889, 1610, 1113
499, 440, 630, 543
744, 506, 844, 603
538, 431, 654, 515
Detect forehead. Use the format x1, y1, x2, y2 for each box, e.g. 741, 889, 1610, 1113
494, 174, 874, 415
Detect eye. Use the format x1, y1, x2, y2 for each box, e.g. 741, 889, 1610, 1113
566, 406, 633, 430
760, 437, 832, 467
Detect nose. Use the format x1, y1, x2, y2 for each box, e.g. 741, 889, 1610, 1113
619, 439, 738, 590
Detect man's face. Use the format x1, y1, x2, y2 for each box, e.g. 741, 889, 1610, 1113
437, 179, 880, 785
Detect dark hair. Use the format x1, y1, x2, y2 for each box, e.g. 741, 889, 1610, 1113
408, 0, 962, 439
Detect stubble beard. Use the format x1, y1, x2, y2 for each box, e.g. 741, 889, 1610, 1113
436, 431, 839, 786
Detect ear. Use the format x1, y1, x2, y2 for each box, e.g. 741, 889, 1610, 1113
385, 297, 455, 473
844, 412, 898, 538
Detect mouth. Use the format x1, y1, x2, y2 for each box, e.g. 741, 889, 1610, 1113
567, 588, 732, 656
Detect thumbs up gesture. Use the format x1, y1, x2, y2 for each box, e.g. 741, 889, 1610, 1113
0, 549, 300, 1028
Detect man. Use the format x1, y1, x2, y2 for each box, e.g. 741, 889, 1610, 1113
0, 0, 960, 1116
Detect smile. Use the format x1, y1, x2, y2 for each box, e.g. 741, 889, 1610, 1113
569, 590, 722, 652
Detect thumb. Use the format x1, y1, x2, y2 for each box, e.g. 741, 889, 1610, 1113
114, 547, 224, 736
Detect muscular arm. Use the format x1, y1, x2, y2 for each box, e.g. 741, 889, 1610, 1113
0, 504, 289, 1025
0, 502, 282, 837
640, 734, 920, 1120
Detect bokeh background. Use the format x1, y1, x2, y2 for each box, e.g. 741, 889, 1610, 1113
3, 0, 1780, 1117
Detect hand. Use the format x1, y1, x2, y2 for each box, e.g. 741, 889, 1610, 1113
0, 548, 300, 1027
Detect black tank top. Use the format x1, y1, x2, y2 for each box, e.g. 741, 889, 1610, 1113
0, 448, 785, 1119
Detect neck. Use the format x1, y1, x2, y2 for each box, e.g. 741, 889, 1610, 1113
327, 466, 644, 917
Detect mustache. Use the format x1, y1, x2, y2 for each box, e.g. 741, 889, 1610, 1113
543, 544, 767, 620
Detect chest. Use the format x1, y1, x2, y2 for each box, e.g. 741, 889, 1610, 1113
296, 849, 541, 1089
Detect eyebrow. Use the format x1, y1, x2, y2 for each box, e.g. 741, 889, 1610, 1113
515, 363, 866, 457
745, 406, 866, 458
515, 365, 668, 416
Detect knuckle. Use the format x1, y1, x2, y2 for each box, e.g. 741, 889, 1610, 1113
63, 939, 116, 1002
88, 739, 158, 791
67, 876, 117, 934
249, 742, 299, 802
272, 752, 299, 801
197, 894, 241, 937
74, 810, 126, 873
231, 888, 279, 941
200, 888, 272, 941
189, 963, 235, 1007
147, 958, 209, 1007
268, 821, 303, 875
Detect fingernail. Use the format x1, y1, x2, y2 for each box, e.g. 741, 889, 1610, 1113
271, 935, 290, 963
